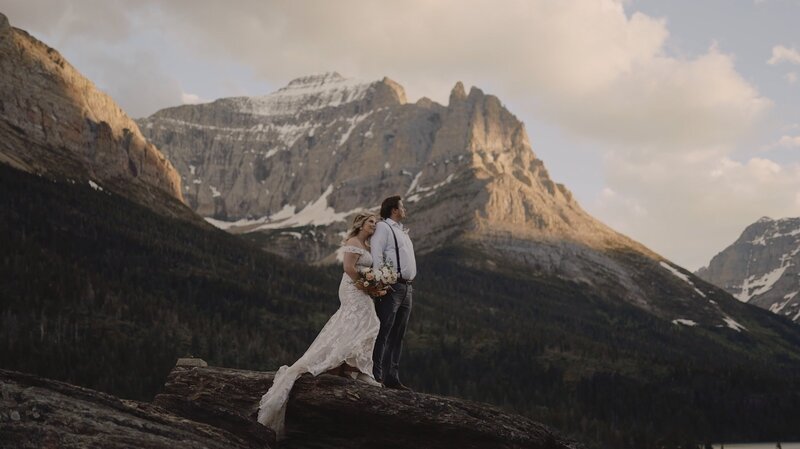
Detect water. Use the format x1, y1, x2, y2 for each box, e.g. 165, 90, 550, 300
711, 444, 800, 449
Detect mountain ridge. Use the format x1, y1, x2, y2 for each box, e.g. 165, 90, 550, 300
0, 13, 189, 219
141, 73, 724, 323
138, 73, 649, 253
697, 216, 800, 323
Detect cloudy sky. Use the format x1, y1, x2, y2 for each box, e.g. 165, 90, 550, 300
3, 0, 799, 270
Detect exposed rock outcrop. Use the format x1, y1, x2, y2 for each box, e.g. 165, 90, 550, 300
0, 13, 188, 218
0, 368, 272, 449
697, 216, 800, 323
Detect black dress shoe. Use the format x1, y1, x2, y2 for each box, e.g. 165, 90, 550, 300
384, 380, 412, 391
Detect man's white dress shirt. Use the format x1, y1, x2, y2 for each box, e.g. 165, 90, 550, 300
370, 218, 416, 281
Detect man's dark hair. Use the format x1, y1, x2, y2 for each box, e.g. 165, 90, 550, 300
380, 195, 402, 219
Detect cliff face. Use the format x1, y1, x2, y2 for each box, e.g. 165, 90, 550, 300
697, 217, 800, 323
139, 74, 642, 255
0, 13, 186, 216
142, 72, 709, 322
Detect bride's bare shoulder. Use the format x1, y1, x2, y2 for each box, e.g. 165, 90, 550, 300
344, 237, 364, 249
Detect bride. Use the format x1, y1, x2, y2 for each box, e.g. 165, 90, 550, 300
257, 212, 385, 438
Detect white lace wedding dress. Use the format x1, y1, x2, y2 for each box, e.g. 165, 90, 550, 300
257, 245, 381, 438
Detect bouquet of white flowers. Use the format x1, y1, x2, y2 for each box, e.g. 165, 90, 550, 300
376, 259, 399, 285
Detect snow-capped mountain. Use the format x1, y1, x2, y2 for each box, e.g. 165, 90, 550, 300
138, 71, 775, 332
138, 72, 644, 253
696, 217, 800, 323
0, 13, 186, 217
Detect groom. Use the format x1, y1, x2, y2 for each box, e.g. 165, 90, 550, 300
370, 195, 416, 391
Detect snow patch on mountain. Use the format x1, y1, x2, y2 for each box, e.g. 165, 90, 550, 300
672, 319, 698, 327
750, 225, 800, 245
722, 315, 748, 332
735, 265, 789, 302
254, 186, 360, 229
406, 172, 423, 195
156, 117, 318, 148
660, 261, 707, 298
407, 173, 456, 203
770, 292, 797, 314
339, 112, 373, 146
235, 73, 373, 117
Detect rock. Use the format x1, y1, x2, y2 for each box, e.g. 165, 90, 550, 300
138, 72, 638, 258
697, 216, 800, 322
0, 18, 190, 220
0, 368, 273, 449
449, 81, 468, 102
153, 364, 584, 449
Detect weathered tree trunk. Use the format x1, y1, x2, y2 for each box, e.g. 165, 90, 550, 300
1, 361, 584, 449
154, 361, 584, 449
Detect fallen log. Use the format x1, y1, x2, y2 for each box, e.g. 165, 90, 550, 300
154, 360, 583, 449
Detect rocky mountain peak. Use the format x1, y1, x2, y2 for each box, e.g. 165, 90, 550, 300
380, 76, 407, 104
0, 13, 9, 33
284, 71, 347, 88
140, 73, 647, 265
449, 81, 468, 103
0, 15, 186, 216
697, 216, 800, 322
232, 73, 406, 118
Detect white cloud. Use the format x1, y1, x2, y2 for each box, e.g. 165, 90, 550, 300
592, 187, 648, 235
2, 0, 133, 45
541, 46, 770, 148
80, 50, 183, 118
137, 0, 769, 149
5, 5, 183, 118
768, 45, 800, 65
786, 72, 798, 84
758, 134, 800, 152
778, 135, 800, 147
590, 152, 800, 270
4, 1, 770, 149
181, 92, 204, 105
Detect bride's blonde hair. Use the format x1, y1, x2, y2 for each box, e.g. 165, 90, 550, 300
342, 212, 377, 245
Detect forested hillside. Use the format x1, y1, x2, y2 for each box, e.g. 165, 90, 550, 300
2, 163, 799, 449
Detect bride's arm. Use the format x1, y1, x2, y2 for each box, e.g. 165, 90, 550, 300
343, 252, 361, 282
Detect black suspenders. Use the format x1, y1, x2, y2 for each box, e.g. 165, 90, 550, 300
386, 222, 403, 281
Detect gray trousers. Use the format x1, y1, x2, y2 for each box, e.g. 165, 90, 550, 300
372, 283, 412, 383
